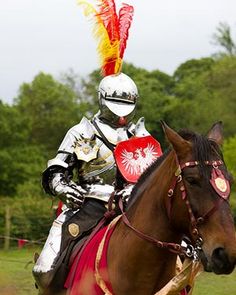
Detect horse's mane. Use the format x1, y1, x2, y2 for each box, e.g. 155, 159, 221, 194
127, 129, 223, 210
179, 129, 223, 178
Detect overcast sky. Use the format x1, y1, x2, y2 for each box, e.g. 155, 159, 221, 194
1, 0, 236, 103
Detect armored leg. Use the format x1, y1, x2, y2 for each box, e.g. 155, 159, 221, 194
32, 208, 74, 291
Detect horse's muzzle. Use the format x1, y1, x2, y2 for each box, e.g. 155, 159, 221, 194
211, 247, 236, 274
200, 247, 236, 274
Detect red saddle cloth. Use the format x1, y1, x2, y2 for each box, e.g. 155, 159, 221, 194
65, 225, 114, 295
65, 222, 189, 295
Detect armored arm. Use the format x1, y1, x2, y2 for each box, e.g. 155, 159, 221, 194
42, 153, 86, 210
42, 118, 95, 210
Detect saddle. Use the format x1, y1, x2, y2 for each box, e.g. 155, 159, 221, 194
43, 198, 117, 294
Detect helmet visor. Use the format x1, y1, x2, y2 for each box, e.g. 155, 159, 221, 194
104, 100, 136, 116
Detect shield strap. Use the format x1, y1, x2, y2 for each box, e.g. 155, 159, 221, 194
92, 119, 115, 152
92, 119, 126, 189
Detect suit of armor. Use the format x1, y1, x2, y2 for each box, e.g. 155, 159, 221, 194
34, 114, 149, 275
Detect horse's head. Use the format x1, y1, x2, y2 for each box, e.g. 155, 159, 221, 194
162, 121, 236, 274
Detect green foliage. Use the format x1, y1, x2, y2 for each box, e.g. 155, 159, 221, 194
166, 56, 236, 138
15, 72, 82, 154
206, 56, 236, 137
0, 71, 92, 197
0, 196, 54, 244
11, 195, 54, 241
223, 136, 236, 188
174, 58, 215, 83
230, 192, 236, 223
0, 145, 45, 197
161, 58, 214, 133
212, 22, 236, 56
0, 101, 46, 197
120, 63, 174, 142
0, 101, 27, 148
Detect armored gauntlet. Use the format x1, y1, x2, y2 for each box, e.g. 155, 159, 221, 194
50, 173, 86, 210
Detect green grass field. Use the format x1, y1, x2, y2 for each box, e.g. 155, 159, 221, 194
193, 270, 236, 295
0, 248, 235, 295
0, 247, 38, 295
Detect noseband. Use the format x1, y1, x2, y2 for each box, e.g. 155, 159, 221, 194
120, 156, 230, 259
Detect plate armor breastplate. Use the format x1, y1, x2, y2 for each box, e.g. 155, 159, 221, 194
74, 117, 131, 185
44, 116, 149, 197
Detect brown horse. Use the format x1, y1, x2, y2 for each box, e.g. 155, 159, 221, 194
66, 122, 236, 295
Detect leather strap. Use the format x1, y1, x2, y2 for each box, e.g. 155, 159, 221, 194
92, 119, 116, 152
119, 198, 185, 255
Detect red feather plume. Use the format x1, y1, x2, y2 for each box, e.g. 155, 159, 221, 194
119, 3, 134, 59
97, 0, 119, 41
96, 0, 120, 75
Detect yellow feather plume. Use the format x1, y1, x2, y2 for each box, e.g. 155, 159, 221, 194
78, 0, 121, 75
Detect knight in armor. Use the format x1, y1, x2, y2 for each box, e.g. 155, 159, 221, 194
32, 1, 163, 292
32, 72, 154, 291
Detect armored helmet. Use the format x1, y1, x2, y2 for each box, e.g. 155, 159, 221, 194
98, 73, 138, 127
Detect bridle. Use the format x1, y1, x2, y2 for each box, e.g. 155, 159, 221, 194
119, 155, 230, 259
167, 159, 226, 233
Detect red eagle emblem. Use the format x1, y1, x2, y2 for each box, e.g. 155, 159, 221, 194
114, 136, 162, 183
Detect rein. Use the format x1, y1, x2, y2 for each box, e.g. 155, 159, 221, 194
120, 157, 229, 259
120, 198, 185, 255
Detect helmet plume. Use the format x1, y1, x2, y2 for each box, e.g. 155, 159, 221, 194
78, 0, 134, 76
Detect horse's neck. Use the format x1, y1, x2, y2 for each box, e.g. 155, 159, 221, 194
108, 151, 182, 294
128, 150, 179, 241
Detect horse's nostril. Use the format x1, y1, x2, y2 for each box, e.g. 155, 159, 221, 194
213, 247, 226, 260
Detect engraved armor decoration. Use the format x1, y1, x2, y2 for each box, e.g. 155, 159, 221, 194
73, 137, 99, 163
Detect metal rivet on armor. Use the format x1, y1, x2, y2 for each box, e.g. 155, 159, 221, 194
68, 223, 80, 237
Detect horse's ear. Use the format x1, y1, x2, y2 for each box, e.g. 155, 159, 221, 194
161, 121, 191, 158
207, 121, 224, 146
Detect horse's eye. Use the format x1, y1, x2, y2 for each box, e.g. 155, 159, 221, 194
185, 177, 200, 187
